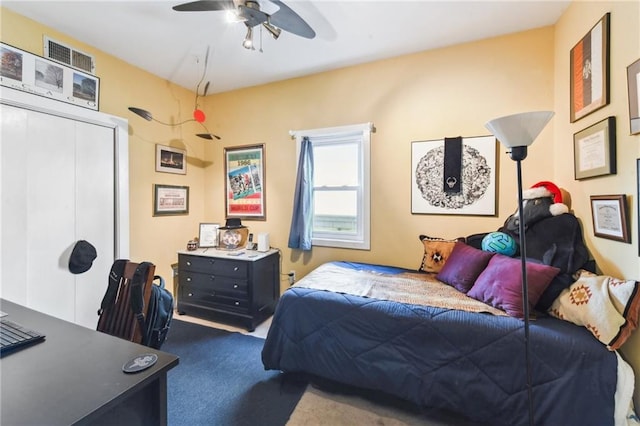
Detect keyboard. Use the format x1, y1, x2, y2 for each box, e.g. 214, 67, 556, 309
0, 319, 46, 356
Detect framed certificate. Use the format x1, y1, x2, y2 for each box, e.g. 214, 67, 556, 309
573, 117, 616, 180
198, 223, 219, 248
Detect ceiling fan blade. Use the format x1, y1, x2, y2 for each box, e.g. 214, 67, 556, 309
268, 0, 315, 39
172, 0, 234, 12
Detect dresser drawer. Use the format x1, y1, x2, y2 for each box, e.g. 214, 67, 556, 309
179, 254, 248, 278
180, 271, 248, 295
180, 288, 249, 312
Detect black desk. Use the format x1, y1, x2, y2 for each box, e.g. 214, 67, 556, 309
0, 299, 179, 425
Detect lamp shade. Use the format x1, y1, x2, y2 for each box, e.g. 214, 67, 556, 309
485, 111, 554, 148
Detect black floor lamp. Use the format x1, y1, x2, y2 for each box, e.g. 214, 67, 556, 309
484, 110, 555, 426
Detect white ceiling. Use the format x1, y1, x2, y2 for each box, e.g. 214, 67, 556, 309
2, 0, 571, 94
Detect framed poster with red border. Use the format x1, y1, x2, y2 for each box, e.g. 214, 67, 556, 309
570, 13, 610, 123
224, 144, 266, 220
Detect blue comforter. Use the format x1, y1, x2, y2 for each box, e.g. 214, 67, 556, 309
262, 264, 618, 425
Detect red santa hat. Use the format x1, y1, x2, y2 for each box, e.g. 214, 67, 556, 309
522, 181, 569, 216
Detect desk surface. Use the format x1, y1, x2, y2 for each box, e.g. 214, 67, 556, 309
0, 299, 179, 425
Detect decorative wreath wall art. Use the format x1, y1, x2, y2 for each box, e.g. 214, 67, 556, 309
411, 135, 497, 216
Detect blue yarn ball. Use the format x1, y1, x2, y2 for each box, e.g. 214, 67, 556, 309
482, 232, 517, 256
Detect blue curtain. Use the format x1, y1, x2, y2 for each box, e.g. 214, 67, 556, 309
287, 137, 314, 250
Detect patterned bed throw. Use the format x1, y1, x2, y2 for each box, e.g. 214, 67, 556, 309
549, 272, 640, 350
294, 261, 507, 316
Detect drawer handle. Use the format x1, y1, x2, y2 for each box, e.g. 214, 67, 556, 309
233, 266, 239, 271
233, 284, 238, 289
211, 291, 216, 296
209, 276, 216, 281
186, 277, 192, 282
188, 292, 193, 297
186, 261, 192, 266
234, 301, 240, 306
209, 259, 216, 265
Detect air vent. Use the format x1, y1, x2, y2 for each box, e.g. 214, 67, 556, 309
43, 36, 95, 74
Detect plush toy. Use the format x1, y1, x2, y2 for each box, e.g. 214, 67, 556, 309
502, 181, 570, 234
496, 181, 590, 311
525, 181, 570, 216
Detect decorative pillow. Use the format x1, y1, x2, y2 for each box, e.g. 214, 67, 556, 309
467, 254, 560, 318
535, 272, 575, 312
549, 274, 640, 350
418, 235, 463, 273
436, 242, 495, 293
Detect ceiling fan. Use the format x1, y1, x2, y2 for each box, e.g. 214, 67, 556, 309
172, 0, 316, 50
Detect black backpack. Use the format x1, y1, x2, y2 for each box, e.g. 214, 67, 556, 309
98, 260, 174, 350
142, 275, 174, 349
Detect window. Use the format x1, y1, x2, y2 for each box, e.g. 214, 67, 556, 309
293, 123, 372, 250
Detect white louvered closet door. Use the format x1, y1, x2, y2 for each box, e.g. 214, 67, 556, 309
0, 96, 125, 329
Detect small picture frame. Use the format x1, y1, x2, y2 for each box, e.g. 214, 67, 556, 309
153, 184, 189, 216
573, 116, 616, 180
569, 13, 610, 123
590, 194, 630, 243
198, 223, 219, 248
627, 58, 640, 135
156, 144, 186, 174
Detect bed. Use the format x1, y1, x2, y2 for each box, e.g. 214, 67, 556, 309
262, 259, 639, 426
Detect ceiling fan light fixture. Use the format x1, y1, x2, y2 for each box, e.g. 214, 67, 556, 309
263, 21, 281, 40
242, 26, 254, 49
225, 9, 244, 23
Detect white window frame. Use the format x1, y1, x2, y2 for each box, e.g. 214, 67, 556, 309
292, 123, 372, 250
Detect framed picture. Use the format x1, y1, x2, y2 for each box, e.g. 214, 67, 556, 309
156, 144, 186, 174
573, 116, 616, 180
637, 159, 640, 255
198, 223, 220, 248
411, 135, 497, 216
570, 13, 610, 123
0, 42, 99, 111
590, 194, 630, 243
153, 184, 189, 216
627, 58, 640, 135
224, 144, 266, 220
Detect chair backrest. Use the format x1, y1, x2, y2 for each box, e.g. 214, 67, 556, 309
96, 261, 155, 344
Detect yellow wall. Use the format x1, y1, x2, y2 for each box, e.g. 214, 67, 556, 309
552, 0, 640, 409
206, 27, 557, 282
2, 0, 639, 407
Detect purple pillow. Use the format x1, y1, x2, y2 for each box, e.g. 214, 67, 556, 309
467, 254, 560, 318
436, 242, 495, 293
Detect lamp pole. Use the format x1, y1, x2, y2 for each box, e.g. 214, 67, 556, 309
511, 145, 533, 426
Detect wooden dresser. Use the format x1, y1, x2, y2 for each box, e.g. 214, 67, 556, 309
176, 248, 280, 331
